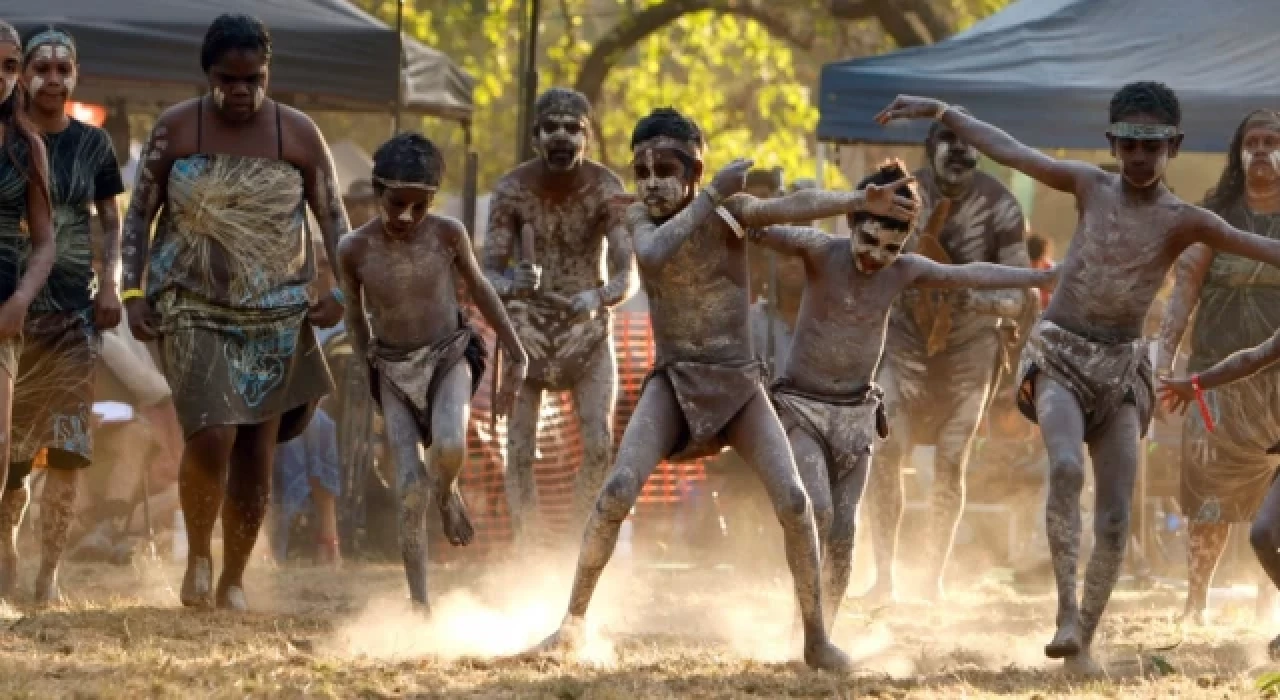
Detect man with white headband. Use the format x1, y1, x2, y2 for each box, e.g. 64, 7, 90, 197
336, 132, 527, 609
878, 81, 1280, 674
524, 106, 917, 671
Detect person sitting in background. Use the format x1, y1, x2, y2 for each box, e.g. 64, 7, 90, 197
268, 396, 341, 566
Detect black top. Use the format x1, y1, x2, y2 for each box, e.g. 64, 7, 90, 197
33, 118, 124, 313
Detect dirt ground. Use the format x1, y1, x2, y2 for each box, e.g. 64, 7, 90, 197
0, 551, 1275, 699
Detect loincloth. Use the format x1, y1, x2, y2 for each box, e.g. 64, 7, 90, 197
1015, 320, 1153, 438
1179, 368, 1280, 523
508, 296, 610, 390
771, 380, 887, 482
0, 333, 17, 380
642, 359, 765, 461
155, 290, 333, 443
10, 309, 100, 465
369, 315, 486, 449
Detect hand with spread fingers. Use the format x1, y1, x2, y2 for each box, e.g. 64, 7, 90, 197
875, 95, 950, 125
709, 158, 755, 200
1158, 377, 1195, 415
862, 175, 920, 222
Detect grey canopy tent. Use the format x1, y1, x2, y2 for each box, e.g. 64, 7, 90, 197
817, 0, 1280, 152
1, 0, 473, 122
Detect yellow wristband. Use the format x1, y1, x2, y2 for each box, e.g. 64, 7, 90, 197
121, 288, 145, 302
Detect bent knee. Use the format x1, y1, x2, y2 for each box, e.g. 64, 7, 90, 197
430, 438, 467, 470
775, 485, 812, 525
1094, 506, 1131, 546
1048, 452, 1085, 489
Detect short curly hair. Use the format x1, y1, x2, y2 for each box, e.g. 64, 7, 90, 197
1109, 81, 1181, 126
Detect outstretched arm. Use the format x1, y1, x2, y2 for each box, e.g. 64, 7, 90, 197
906, 254, 1055, 290
1190, 207, 1280, 270
1195, 332, 1280, 391
726, 178, 917, 229
876, 95, 1101, 194
1156, 243, 1212, 374
747, 225, 831, 262
965, 195, 1036, 317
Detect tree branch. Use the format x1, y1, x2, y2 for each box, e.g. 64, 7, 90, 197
573, 0, 815, 109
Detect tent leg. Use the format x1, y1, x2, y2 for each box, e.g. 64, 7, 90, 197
463, 123, 479, 243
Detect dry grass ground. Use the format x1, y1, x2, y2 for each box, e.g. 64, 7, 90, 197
0, 554, 1275, 699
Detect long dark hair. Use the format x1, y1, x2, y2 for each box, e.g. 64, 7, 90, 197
1203, 109, 1280, 223
0, 21, 49, 212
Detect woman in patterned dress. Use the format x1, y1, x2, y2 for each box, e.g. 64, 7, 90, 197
1158, 110, 1280, 623
120, 14, 348, 610
0, 27, 127, 604
0, 20, 57, 600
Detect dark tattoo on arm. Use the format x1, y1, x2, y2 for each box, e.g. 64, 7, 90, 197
1157, 243, 1212, 373
121, 123, 171, 291
96, 197, 123, 288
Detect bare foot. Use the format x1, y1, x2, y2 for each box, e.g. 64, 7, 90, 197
804, 639, 854, 673
0, 541, 17, 599
520, 615, 586, 659
216, 584, 249, 612
439, 486, 475, 546
855, 579, 896, 607
33, 569, 61, 606
1045, 617, 1082, 659
180, 556, 214, 608
1062, 647, 1103, 676
1180, 608, 1206, 627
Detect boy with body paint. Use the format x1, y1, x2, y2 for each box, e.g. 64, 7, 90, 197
751, 159, 1054, 634
336, 133, 527, 608
524, 107, 917, 671
878, 82, 1280, 674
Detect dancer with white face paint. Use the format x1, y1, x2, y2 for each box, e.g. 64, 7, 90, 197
338, 133, 526, 608
120, 13, 351, 611
482, 88, 637, 546
878, 82, 1280, 675
0, 19, 57, 601
863, 114, 1034, 605
747, 160, 1053, 636
522, 107, 918, 672
1157, 110, 1280, 625
0, 27, 126, 604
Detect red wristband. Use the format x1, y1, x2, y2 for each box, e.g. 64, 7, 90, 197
1191, 374, 1216, 433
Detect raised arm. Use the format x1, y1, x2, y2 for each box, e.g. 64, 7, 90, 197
1189, 206, 1280, 270
448, 218, 528, 415
1156, 243, 1212, 374
633, 158, 752, 270
725, 178, 917, 229
906, 254, 1055, 290
747, 224, 830, 263
876, 95, 1102, 194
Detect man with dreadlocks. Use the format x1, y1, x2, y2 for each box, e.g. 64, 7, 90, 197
482, 87, 636, 545
337, 132, 526, 608
524, 107, 917, 671
749, 159, 1053, 635
862, 111, 1035, 604
1157, 110, 1280, 625
878, 83, 1280, 674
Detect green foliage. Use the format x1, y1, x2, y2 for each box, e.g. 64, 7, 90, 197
1259, 670, 1280, 696
332, 0, 1012, 196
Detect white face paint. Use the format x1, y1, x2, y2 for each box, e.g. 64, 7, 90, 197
851, 219, 911, 273
932, 138, 979, 187
253, 85, 265, 111
536, 112, 587, 173
0, 74, 15, 104
28, 74, 43, 95
634, 148, 687, 219
212, 86, 226, 109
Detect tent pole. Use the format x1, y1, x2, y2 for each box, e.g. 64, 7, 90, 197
463, 122, 479, 244
392, 0, 405, 136
517, 0, 542, 163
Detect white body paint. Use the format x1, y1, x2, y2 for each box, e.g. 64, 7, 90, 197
851, 219, 910, 273
212, 87, 226, 109
637, 149, 684, 219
